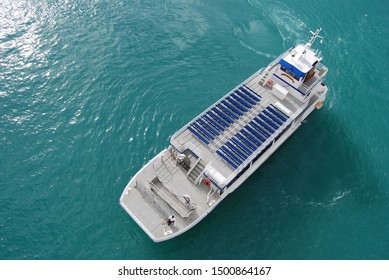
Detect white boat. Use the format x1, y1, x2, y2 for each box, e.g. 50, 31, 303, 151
120, 28, 328, 242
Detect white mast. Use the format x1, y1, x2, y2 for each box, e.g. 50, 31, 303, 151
305, 28, 323, 48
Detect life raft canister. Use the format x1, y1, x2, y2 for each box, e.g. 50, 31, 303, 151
203, 178, 211, 187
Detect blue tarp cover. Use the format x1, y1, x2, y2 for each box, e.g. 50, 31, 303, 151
279, 59, 305, 78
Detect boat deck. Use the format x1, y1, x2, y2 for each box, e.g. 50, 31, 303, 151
120, 148, 221, 241
120, 31, 329, 242
120, 69, 323, 241
170, 71, 303, 188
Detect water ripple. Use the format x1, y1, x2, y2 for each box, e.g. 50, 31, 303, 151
1, 0, 389, 260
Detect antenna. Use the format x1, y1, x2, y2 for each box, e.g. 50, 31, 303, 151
305, 28, 323, 48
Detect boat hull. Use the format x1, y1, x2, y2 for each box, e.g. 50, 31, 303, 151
120, 35, 328, 242
120, 84, 327, 242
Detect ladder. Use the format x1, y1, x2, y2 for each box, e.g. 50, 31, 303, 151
259, 65, 277, 87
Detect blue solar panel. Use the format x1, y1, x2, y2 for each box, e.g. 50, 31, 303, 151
239, 86, 261, 102
235, 90, 256, 106
221, 100, 243, 116
230, 137, 252, 156
220, 146, 243, 165
208, 111, 229, 128
226, 97, 247, 113
254, 117, 275, 134
245, 125, 266, 143
188, 126, 209, 145
231, 93, 251, 109
244, 85, 262, 99
203, 115, 224, 132
192, 122, 214, 141
241, 129, 261, 147
212, 108, 234, 124
272, 105, 289, 120
268, 106, 288, 122
263, 109, 283, 126
249, 120, 270, 138
225, 142, 248, 161
217, 104, 239, 120
259, 114, 279, 130
197, 118, 218, 137
236, 133, 257, 151
216, 150, 238, 169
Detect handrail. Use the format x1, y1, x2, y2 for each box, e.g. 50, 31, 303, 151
135, 182, 172, 219
188, 142, 202, 158
299, 83, 309, 94
194, 161, 212, 185
186, 157, 201, 177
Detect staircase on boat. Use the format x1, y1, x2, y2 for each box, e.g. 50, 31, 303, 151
185, 153, 206, 184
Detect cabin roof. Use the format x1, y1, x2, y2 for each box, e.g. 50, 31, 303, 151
280, 44, 319, 77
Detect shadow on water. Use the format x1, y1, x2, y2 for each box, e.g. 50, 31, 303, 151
119, 108, 389, 260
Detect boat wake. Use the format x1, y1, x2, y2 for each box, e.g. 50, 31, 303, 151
247, 0, 308, 47
239, 40, 275, 58
305, 190, 352, 208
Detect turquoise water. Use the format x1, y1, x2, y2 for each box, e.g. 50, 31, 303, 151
1, 0, 388, 259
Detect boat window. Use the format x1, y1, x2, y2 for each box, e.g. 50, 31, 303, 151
280, 66, 301, 80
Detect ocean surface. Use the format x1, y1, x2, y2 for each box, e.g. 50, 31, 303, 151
1, 0, 388, 260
